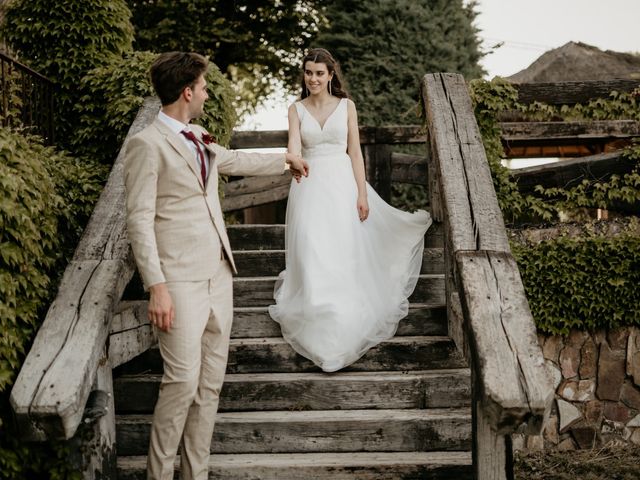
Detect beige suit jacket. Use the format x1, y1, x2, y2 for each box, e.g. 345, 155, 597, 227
124, 118, 286, 289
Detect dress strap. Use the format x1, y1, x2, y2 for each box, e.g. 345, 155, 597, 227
294, 102, 305, 122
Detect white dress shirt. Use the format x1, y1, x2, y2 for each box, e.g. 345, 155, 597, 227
157, 110, 209, 178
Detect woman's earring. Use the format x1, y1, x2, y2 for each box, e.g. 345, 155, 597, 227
329, 80, 332, 96
306, 86, 310, 97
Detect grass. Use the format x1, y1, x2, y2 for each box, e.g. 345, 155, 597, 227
515, 442, 640, 479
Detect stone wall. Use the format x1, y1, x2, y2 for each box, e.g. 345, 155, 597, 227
514, 327, 640, 451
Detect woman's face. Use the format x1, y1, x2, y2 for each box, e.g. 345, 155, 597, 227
304, 61, 332, 96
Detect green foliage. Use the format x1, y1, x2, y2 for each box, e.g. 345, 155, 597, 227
2, 0, 134, 144
468, 79, 640, 224
0, 128, 106, 394
0, 127, 105, 479
74, 51, 237, 163
316, 0, 484, 126
126, 0, 324, 116
511, 223, 640, 335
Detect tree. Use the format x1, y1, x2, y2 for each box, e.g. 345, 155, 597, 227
315, 0, 484, 126
127, 0, 325, 115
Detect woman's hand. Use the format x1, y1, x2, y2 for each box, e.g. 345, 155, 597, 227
357, 194, 369, 222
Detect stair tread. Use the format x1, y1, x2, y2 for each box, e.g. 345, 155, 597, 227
116, 368, 470, 382
117, 450, 472, 467
234, 273, 443, 281
118, 407, 471, 423
232, 302, 445, 313
228, 334, 451, 346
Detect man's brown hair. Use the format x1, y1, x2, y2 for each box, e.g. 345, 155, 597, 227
150, 52, 209, 105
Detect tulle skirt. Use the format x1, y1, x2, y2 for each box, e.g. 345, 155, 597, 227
268, 151, 431, 372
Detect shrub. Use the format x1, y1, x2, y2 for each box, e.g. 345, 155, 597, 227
75, 51, 237, 163
2, 0, 134, 145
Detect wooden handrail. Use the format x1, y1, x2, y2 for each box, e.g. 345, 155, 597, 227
9, 97, 161, 441
421, 73, 554, 479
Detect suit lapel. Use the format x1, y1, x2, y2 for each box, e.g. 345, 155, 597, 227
152, 119, 205, 190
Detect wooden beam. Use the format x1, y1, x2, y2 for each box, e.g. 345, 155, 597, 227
109, 301, 156, 369
456, 251, 553, 434
390, 153, 428, 185
421, 73, 510, 253
223, 174, 290, 198
9, 97, 161, 441
222, 184, 290, 212
500, 120, 640, 147
511, 150, 636, 194
512, 80, 640, 106
228, 126, 427, 149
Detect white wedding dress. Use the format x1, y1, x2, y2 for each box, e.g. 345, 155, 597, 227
268, 98, 432, 372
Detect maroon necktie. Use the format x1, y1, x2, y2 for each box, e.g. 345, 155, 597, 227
181, 130, 207, 185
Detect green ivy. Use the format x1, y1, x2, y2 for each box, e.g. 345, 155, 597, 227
0, 127, 106, 479
74, 51, 237, 164
468, 78, 640, 224
2, 0, 134, 146
511, 222, 640, 335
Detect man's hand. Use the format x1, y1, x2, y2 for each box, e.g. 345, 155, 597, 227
285, 152, 309, 183
148, 283, 175, 332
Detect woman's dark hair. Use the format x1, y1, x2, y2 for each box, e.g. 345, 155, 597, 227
300, 48, 348, 99
150, 52, 209, 105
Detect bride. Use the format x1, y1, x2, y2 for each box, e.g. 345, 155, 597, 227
268, 48, 432, 372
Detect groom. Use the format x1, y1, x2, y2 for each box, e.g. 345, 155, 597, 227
123, 52, 308, 480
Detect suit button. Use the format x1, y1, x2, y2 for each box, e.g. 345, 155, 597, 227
203, 192, 208, 197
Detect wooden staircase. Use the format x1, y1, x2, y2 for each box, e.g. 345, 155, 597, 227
114, 224, 473, 478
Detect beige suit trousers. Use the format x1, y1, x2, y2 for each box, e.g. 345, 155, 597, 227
147, 259, 233, 480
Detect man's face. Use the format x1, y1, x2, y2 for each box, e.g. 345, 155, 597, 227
188, 74, 209, 119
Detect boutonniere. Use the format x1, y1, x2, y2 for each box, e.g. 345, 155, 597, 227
201, 133, 216, 145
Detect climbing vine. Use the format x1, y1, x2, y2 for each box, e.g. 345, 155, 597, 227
468, 78, 640, 225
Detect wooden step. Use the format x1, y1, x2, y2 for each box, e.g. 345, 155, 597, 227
233, 274, 445, 307
233, 247, 444, 276
113, 369, 471, 414
116, 408, 471, 455
232, 303, 447, 338
115, 336, 466, 375
117, 451, 473, 479
227, 222, 444, 250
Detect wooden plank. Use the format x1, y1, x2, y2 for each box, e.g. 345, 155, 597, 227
115, 302, 447, 339
456, 251, 553, 434
9, 98, 159, 441
109, 301, 155, 369
117, 451, 473, 479
79, 351, 117, 480
115, 408, 472, 455
228, 126, 427, 149
422, 73, 474, 251
223, 174, 290, 197
473, 396, 512, 480
113, 369, 471, 413
390, 152, 428, 185
116, 336, 466, 375
512, 79, 640, 106
222, 184, 290, 212
511, 150, 636, 194
233, 274, 445, 307
500, 120, 640, 145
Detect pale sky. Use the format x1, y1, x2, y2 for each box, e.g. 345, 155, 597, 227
242, 0, 640, 131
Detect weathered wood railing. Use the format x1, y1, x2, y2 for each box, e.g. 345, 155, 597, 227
421, 72, 554, 479
9, 98, 162, 477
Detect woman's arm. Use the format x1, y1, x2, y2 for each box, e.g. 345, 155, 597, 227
288, 103, 303, 156
346, 99, 369, 221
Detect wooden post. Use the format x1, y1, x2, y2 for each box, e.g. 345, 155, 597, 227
363, 142, 392, 202
472, 368, 513, 480
66, 350, 117, 479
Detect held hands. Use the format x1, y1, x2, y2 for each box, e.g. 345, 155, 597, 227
148, 283, 175, 332
357, 194, 369, 222
285, 152, 309, 183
